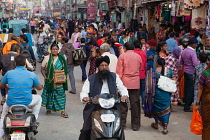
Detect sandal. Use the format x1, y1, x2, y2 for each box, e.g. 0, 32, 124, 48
61, 112, 69, 118
162, 129, 168, 135
151, 123, 158, 130
46, 111, 51, 116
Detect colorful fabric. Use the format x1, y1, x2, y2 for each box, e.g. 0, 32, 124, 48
194, 63, 207, 90
191, 5, 207, 29
145, 68, 173, 125
42, 57, 67, 112
172, 47, 181, 59
45, 53, 68, 94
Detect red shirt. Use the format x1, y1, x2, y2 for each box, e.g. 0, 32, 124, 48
134, 49, 146, 79
97, 39, 106, 46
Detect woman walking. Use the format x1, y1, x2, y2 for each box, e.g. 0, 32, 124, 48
195, 63, 210, 140
145, 58, 174, 135
41, 44, 69, 118
70, 27, 82, 48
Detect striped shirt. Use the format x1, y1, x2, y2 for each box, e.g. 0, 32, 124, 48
1, 66, 40, 106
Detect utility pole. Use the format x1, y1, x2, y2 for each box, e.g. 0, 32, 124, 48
125, 0, 130, 28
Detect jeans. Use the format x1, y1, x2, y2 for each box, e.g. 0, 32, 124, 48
80, 60, 88, 81
140, 79, 145, 106
67, 64, 76, 93
37, 44, 43, 59
0, 95, 42, 137
184, 73, 194, 110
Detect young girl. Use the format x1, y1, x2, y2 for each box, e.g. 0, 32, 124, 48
140, 38, 149, 52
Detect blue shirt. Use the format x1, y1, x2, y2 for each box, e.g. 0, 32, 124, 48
24, 33, 34, 47
147, 49, 157, 70
166, 38, 178, 53
1, 66, 40, 106
81, 30, 87, 39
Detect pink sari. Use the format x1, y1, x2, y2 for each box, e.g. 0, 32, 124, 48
73, 33, 80, 48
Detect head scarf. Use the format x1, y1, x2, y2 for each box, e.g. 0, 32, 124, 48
172, 47, 181, 59
96, 56, 110, 67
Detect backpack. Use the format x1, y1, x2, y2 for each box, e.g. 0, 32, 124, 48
158, 30, 164, 41
72, 45, 86, 66
20, 44, 32, 63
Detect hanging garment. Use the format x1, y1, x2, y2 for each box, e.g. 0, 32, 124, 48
179, 0, 191, 16
191, 5, 207, 29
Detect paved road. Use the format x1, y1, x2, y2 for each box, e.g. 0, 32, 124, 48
32, 61, 201, 140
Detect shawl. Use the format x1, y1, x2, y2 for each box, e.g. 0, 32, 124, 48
46, 53, 68, 93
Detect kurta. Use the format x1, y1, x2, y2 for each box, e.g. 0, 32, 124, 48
116, 50, 142, 89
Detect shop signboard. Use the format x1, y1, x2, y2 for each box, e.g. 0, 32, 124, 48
87, 0, 96, 20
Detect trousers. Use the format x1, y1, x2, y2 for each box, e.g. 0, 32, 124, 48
67, 64, 76, 93
120, 89, 141, 129
184, 72, 194, 110
0, 95, 42, 137
80, 60, 88, 81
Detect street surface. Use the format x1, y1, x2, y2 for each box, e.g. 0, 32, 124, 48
34, 61, 201, 140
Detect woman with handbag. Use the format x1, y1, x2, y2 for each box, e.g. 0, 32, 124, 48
145, 58, 174, 135
41, 44, 69, 118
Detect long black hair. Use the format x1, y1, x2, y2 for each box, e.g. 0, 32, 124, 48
157, 58, 165, 75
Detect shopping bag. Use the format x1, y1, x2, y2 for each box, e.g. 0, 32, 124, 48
190, 107, 203, 135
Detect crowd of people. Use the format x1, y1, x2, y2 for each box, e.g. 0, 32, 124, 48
0, 17, 208, 139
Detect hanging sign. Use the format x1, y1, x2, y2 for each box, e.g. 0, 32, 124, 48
87, 0, 96, 21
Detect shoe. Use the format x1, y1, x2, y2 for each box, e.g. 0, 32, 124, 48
184, 109, 192, 112
69, 91, 76, 94
132, 127, 139, 131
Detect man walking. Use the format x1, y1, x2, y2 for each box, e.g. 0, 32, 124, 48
36, 27, 47, 62
166, 32, 178, 53
60, 37, 76, 94
116, 42, 142, 131
100, 43, 118, 73
180, 37, 199, 112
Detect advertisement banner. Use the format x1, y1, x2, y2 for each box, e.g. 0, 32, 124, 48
87, 0, 96, 21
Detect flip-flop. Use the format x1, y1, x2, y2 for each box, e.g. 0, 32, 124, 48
61, 112, 69, 118
151, 123, 158, 130
162, 129, 168, 135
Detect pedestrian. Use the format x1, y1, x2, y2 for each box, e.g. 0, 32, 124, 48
41, 44, 69, 118
193, 53, 208, 104
70, 27, 82, 48
119, 31, 132, 47
2, 35, 19, 55
166, 32, 178, 53
194, 62, 210, 140
79, 56, 128, 140
88, 41, 99, 76
116, 42, 142, 131
134, 40, 147, 107
197, 37, 210, 59
0, 29, 8, 45
36, 27, 47, 62
153, 41, 169, 68
68, 20, 75, 39
137, 26, 147, 41
107, 39, 120, 57
30, 18, 36, 34
97, 33, 109, 46
81, 26, 88, 40
145, 58, 174, 135
7, 28, 14, 42
100, 43, 118, 73
60, 37, 77, 94
140, 38, 149, 52
146, 39, 157, 70
180, 37, 199, 112
79, 38, 91, 82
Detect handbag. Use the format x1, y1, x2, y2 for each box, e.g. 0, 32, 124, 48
54, 70, 66, 84
190, 105, 203, 135
157, 68, 177, 93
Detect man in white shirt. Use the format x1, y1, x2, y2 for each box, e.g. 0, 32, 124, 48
100, 43, 118, 73
79, 56, 128, 140
37, 27, 47, 62
43, 21, 51, 32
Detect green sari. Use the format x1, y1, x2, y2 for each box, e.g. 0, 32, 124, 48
42, 54, 68, 112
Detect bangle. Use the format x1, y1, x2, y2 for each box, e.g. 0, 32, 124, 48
196, 102, 200, 105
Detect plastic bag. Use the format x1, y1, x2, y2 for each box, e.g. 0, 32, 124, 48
190, 107, 203, 135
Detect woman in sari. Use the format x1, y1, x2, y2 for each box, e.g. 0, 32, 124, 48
195, 63, 210, 140
145, 58, 173, 135
70, 27, 82, 48
57, 25, 66, 37
41, 44, 69, 118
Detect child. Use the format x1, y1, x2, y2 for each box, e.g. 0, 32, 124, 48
88, 41, 99, 76
194, 53, 208, 104
140, 38, 149, 52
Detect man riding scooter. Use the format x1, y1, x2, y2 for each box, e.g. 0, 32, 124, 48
0, 54, 43, 139
79, 56, 128, 140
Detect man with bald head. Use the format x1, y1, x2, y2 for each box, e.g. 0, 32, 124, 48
79, 56, 128, 140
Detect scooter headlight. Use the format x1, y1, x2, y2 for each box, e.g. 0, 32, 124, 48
94, 118, 103, 132
115, 118, 120, 131
98, 98, 115, 109
6, 117, 11, 127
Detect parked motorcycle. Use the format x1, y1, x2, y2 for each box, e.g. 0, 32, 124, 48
3, 91, 39, 140
90, 93, 125, 140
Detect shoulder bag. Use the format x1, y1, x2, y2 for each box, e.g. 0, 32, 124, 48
54, 70, 66, 84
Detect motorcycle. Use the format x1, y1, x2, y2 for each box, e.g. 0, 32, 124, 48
90, 93, 125, 140
3, 91, 39, 140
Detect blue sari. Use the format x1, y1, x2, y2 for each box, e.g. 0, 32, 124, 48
145, 68, 172, 125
